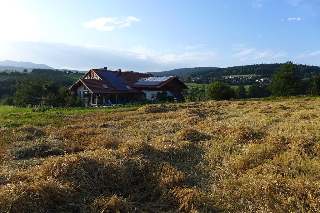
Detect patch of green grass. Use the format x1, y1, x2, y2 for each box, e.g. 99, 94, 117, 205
186, 83, 252, 91
221, 74, 258, 77
63, 74, 84, 83
185, 83, 209, 89
0, 105, 140, 128
230, 85, 251, 90
0, 106, 32, 116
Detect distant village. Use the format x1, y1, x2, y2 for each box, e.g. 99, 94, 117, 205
191, 75, 272, 86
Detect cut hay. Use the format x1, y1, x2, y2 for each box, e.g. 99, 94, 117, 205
176, 128, 211, 143
2, 98, 320, 212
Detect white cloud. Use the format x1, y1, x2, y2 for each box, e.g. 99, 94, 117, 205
83, 16, 140, 31
310, 51, 320, 56
288, 0, 304, 7
129, 45, 160, 60
273, 51, 287, 58
253, 49, 272, 59
158, 52, 217, 64
232, 49, 255, 58
119, 23, 130, 28
287, 17, 302, 21
232, 47, 277, 61
252, 0, 264, 8
231, 44, 248, 51
185, 44, 206, 50
0, 40, 221, 71
297, 50, 320, 58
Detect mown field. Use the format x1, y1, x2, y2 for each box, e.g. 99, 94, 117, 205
1, 99, 320, 212
186, 83, 251, 90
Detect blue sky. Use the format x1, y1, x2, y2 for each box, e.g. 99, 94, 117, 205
0, 0, 319, 72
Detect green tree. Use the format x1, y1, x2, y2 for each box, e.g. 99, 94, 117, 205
271, 61, 302, 96
0, 94, 14, 105
247, 85, 271, 98
205, 81, 235, 100
13, 79, 42, 106
185, 87, 206, 102
307, 75, 320, 96
235, 85, 247, 99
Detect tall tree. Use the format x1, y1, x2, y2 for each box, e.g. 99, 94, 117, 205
307, 75, 320, 96
271, 61, 302, 96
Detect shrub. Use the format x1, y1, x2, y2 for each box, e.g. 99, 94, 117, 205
205, 81, 235, 100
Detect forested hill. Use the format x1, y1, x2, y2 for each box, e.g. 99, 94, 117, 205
149, 67, 218, 77
179, 63, 320, 82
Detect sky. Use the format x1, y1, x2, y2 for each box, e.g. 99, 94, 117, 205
0, 0, 319, 72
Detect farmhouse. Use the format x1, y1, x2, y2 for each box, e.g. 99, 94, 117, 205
69, 67, 188, 106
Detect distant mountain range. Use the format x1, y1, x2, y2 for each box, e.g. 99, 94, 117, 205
0, 60, 53, 72
0, 60, 88, 73
0, 60, 215, 76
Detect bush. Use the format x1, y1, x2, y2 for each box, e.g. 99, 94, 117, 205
205, 81, 235, 100
247, 85, 271, 98
0, 94, 14, 106
235, 85, 247, 99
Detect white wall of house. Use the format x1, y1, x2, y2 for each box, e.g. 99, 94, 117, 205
142, 90, 173, 100
76, 85, 85, 98
76, 85, 90, 98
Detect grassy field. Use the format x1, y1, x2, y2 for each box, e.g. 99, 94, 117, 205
221, 74, 258, 77
185, 83, 209, 89
186, 83, 251, 90
1, 99, 320, 212
0, 105, 140, 129
63, 73, 84, 83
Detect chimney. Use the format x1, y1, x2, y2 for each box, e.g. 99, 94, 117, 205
104, 67, 108, 70
117, 69, 121, 75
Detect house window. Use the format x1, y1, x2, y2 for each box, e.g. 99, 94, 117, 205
83, 86, 88, 91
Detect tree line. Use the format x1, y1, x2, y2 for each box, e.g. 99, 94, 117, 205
180, 63, 320, 84
0, 69, 82, 107
187, 62, 320, 101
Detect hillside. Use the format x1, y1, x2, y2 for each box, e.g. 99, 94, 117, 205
149, 67, 218, 77
1, 99, 320, 212
0, 60, 86, 73
0, 60, 53, 71
179, 63, 320, 83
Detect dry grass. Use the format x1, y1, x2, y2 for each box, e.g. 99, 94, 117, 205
1, 99, 320, 212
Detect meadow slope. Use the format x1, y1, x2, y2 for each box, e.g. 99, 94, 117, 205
1, 99, 320, 212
